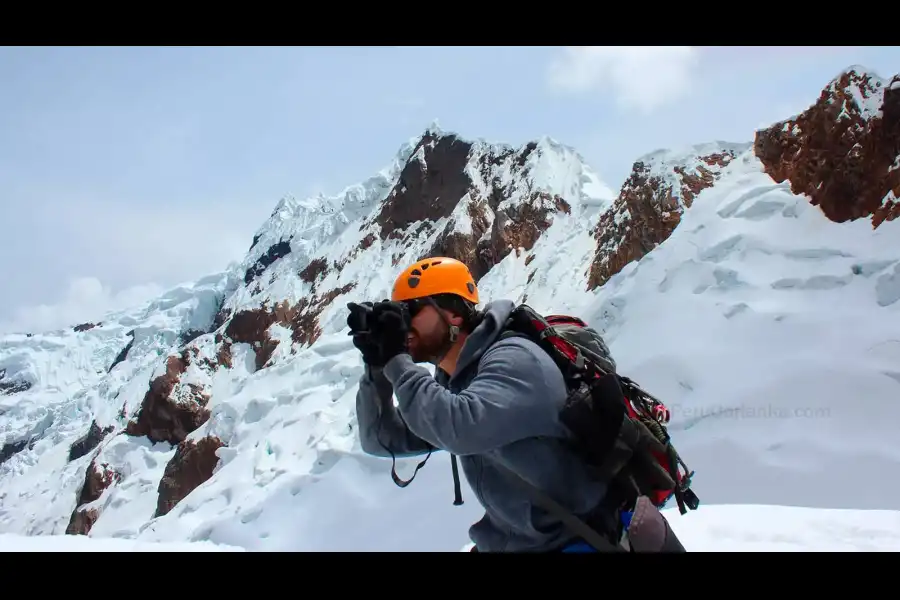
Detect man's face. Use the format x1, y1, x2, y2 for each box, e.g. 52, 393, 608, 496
404, 299, 459, 363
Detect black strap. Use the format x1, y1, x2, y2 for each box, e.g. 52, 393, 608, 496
376, 398, 434, 488
389, 450, 432, 487
451, 454, 464, 505
492, 460, 628, 553
494, 329, 625, 550
499, 329, 526, 342
379, 437, 433, 488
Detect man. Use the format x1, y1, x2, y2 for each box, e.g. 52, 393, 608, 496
348, 256, 618, 553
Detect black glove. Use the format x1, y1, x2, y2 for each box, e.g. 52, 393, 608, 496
347, 301, 373, 334
347, 302, 381, 366
368, 300, 411, 365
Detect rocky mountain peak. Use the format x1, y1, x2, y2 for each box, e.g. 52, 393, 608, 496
586, 141, 750, 291
754, 66, 899, 228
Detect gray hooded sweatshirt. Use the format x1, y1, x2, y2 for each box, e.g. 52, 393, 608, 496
354, 299, 610, 552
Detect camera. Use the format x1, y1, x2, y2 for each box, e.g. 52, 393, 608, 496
347, 301, 374, 335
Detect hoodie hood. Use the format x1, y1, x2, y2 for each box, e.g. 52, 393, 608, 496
450, 299, 516, 382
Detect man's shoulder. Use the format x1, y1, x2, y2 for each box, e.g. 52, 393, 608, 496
476, 332, 569, 406
482, 332, 558, 375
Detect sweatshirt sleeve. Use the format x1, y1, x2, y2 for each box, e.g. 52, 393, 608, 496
354, 365, 435, 458
381, 337, 567, 456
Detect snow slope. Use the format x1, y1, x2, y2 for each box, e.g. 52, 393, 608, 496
0, 272, 238, 534
579, 150, 900, 511
1, 80, 899, 551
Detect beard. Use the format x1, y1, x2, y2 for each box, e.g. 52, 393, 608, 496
408, 325, 454, 365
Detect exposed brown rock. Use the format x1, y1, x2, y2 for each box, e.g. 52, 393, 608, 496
586, 149, 738, 291
216, 282, 357, 370
467, 193, 571, 280
289, 283, 357, 346
373, 132, 474, 240
425, 199, 490, 279
358, 232, 376, 251
68, 420, 115, 462
299, 257, 328, 284
125, 349, 211, 446
674, 155, 731, 207
66, 506, 100, 535
754, 67, 900, 228
216, 340, 234, 369
223, 299, 303, 370
65, 459, 122, 535
155, 436, 225, 517
224, 305, 285, 370
197, 336, 234, 373
424, 152, 570, 281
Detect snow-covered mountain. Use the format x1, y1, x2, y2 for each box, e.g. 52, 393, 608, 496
1, 65, 898, 551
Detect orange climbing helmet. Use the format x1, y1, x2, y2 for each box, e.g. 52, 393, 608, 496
391, 257, 479, 305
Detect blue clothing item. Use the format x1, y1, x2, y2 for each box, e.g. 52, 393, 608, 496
561, 541, 598, 553
560, 510, 634, 553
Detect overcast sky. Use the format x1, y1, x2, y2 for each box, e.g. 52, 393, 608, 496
1, 45, 898, 333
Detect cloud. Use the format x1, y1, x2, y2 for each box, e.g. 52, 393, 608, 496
547, 46, 700, 113
0, 181, 264, 330
0, 276, 164, 334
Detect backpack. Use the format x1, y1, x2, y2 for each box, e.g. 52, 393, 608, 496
495, 304, 700, 519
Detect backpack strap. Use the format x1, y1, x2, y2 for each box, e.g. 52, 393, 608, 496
499, 329, 526, 342
492, 459, 629, 552
496, 323, 629, 550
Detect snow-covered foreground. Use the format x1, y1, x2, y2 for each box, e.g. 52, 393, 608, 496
457, 505, 900, 552
1, 135, 898, 551
4, 504, 899, 551
0, 533, 244, 552
663, 505, 900, 552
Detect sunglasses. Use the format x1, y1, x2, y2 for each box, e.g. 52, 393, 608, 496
402, 298, 430, 317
